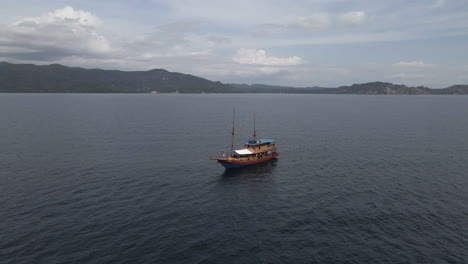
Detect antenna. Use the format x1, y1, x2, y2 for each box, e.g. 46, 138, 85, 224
253, 112, 256, 142
230, 108, 235, 156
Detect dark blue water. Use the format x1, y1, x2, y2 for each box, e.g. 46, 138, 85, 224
1, 94, 467, 264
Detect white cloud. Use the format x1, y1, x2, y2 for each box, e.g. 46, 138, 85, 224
339, 11, 366, 26
0, 6, 111, 59
14, 6, 102, 28
232, 48, 303, 66
288, 14, 330, 31
392, 61, 436, 68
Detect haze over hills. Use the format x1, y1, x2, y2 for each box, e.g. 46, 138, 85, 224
1, 62, 467, 94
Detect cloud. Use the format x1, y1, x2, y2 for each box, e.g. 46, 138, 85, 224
204, 66, 283, 77
456, 74, 468, 81
286, 11, 365, 32
288, 14, 330, 31
206, 35, 231, 44
256, 11, 365, 35
232, 48, 303, 66
194, 62, 352, 87
456, 65, 468, 81
123, 19, 212, 56
0, 2, 464, 88
386, 61, 437, 84
385, 72, 426, 79
431, 0, 445, 8
14, 6, 101, 28
339, 11, 366, 26
392, 61, 436, 68
0, 6, 111, 60
157, 19, 204, 33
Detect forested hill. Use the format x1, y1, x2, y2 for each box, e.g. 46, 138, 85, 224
0, 62, 236, 93
1, 62, 467, 94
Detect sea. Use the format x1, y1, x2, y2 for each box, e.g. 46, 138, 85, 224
1, 93, 467, 264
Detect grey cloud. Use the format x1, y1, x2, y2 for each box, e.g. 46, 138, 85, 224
158, 19, 205, 33
0, 49, 72, 61
288, 14, 330, 31
206, 35, 231, 44
123, 19, 207, 53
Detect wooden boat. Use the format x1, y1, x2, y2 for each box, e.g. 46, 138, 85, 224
210, 111, 279, 169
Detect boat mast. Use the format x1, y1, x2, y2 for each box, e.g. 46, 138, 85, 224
253, 112, 256, 142
230, 108, 235, 157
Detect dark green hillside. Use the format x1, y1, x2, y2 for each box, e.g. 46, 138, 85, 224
0, 62, 237, 93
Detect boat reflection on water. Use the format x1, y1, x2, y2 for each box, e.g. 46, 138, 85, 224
221, 158, 278, 178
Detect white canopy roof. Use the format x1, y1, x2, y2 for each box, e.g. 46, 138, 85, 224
235, 149, 253, 155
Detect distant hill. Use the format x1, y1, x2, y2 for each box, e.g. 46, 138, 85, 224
0, 62, 237, 93
441, 85, 468, 94
231, 82, 468, 95
334, 82, 432, 94
1, 62, 467, 94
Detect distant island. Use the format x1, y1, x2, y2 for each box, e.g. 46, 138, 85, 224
1, 62, 467, 94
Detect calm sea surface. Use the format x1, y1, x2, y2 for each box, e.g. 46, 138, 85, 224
1, 94, 467, 264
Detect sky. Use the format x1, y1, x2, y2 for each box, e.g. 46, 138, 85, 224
0, 0, 467, 88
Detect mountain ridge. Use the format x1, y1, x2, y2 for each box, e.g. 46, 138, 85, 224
1, 62, 467, 94
0, 62, 236, 93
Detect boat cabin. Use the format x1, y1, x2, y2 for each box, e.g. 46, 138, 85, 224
244, 139, 276, 151
231, 139, 277, 160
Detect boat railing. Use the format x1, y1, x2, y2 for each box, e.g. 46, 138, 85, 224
209, 155, 228, 160
247, 146, 277, 153
210, 152, 277, 162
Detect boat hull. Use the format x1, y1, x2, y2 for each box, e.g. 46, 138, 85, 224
218, 153, 279, 169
